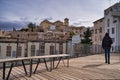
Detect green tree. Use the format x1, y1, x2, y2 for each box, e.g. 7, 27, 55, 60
81, 28, 92, 44
28, 22, 36, 32
69, 31, 75, 38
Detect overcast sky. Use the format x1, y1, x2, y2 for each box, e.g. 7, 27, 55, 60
0, 0, 119, 29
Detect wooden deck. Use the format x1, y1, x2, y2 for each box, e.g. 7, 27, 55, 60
0, 53, 120, 80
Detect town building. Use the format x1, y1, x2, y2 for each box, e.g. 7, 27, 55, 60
0, 29, 10, 38
0, 18, 87, 59
0, 39, 26, 59
7, 18, 86, 42
39, 18, 69, 32
9, 31, 44, 41
104, 2, 120, 52
92, 18, 105, 53
93, 17, 105, 45
0, 39, 67, 59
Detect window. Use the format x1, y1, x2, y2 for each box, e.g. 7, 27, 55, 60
59, 43, 63, 54
50, 45, 54, 55
40, 46, 45, 55
104, 10, 107, 15
99, 27, 102, 33
0, 46, 1, 56
112, 28, 115, 34
110, 8, 113, 11
119, 18, 120, 22
99, 35, 102, 41
113, 5, 118, 11
112, 38, 115, 42
95, 29, 97, 34
95, 36, 97, 41
6, 46, 12, 56
113, 20, 117, 23
107, 29, 109, 33
2, 31, 4, 34
107, 19, 110, 27
31, 45, 35, 56
100, 19, 103, 22
39, 42, 45, 55
17, 46, 22, 57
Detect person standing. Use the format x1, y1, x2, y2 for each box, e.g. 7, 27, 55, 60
102, 32, 113, 64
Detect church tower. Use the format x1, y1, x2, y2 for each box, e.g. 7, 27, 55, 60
64, 18, 69, 26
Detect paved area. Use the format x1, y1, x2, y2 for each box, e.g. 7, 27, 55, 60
0, 53, 120, 80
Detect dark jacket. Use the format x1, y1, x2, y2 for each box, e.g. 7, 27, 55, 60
102, 36, 113, 49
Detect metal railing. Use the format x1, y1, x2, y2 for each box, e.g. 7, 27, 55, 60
70, 44, 104, 58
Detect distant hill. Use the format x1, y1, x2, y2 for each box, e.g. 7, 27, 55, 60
0, 21, 29, 31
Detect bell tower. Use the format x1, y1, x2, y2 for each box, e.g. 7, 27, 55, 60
64, 18, 69, 26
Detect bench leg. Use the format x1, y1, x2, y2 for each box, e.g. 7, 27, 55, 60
6, 63, 14, 80
49, 58, 53, 71
22, 60, 27, 75
53, 58, 55, 69
34, 59, 40, 73
55, 57, 62, 69
43, 58, 49, 71
67, 56, 69, 67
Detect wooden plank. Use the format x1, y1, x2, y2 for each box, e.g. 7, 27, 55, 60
52, 69, 80, 80
32, 74, 48, 80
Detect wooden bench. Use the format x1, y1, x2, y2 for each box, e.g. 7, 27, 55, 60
0, 54, 69, 80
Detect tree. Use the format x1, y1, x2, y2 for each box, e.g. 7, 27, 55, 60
28, 22, 36, 32
81, 28, 92, 44
69, 31, 75, 38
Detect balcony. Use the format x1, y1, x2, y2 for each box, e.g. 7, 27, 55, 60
111, 11, 120, 17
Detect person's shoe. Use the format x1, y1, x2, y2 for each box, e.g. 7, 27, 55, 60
105, 61, 107, 63
108, 62, 110, 64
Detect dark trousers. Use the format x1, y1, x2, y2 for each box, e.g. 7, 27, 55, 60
104, 48, 111, 64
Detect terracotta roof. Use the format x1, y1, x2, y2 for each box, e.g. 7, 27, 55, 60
40, 19, 52, 24
53, 20, 63, 24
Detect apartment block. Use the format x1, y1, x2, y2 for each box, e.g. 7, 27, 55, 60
93, 18, 105, 53
104, 2, 120, 52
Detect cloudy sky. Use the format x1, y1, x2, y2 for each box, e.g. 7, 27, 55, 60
0, 0, 119, 30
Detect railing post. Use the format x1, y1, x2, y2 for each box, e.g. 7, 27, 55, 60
3, 62, 5, 80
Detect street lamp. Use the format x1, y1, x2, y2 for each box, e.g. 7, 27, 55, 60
54, 33, 57, 55
16, 35, 19, 58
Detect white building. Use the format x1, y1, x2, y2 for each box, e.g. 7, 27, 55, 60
72, 34, 81, 44
104, 2, 120, 52
27, 41, 67, 56
0, 40, 67, 59
67, 34, 81, 57
0, 40, 25, 59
